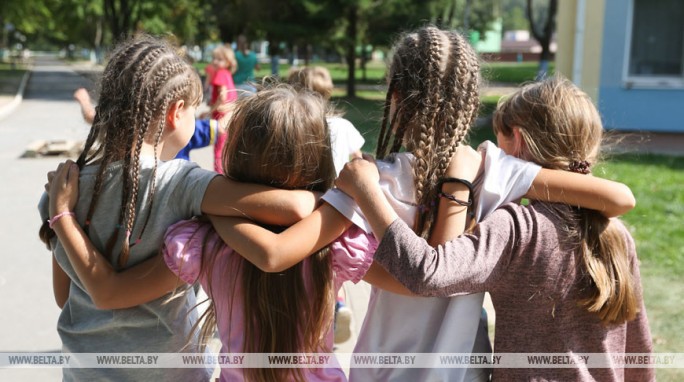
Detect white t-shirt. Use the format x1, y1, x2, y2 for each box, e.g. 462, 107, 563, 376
322, 141, 541, 382
328, 116, 365, 175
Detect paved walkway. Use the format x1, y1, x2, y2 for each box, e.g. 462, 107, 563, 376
0, 56, 94, 381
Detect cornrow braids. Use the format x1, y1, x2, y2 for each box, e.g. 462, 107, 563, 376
382, 26, 481, 239
64, 35, 202, 268
412, 27, 446, 236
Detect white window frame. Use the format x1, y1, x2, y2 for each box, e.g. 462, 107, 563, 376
623, 0, 684, 89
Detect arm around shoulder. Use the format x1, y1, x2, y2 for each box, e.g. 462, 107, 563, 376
201, 176, 318, 226
526, 169, 635, 217
208, 202, 351, 273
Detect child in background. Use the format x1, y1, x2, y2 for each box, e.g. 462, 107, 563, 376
40, 35, 317, 382
287, 66, 365, 175
234, 35, 260, 96
337, 76, 654, 381
208, 44, 238, 172
208, 26, 636, 382
73, 87, 222, 162
287, 65, 365, 343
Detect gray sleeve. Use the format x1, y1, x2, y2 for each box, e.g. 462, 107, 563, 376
374, 206, 523, 297
167, 162, 218, 217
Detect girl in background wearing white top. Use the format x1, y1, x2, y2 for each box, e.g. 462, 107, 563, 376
208, 26, 635, 382
287, 66, 365, 175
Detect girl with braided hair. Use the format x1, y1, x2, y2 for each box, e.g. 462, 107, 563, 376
39, 35, 317, 381
205, 26, 636, 381
337, 76, 653, 381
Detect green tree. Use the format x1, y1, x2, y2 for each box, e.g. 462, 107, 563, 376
502, 4, 528, 32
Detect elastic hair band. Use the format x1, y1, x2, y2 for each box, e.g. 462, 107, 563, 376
568, 160, 591, 174
438, 192, 472, 207
438, 177, 475, 218
48, 211, 76, 229
438, 177, 474, 195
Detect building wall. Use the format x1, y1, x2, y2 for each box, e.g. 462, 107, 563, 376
556, 0, 605, 102
599, 0, 684, 132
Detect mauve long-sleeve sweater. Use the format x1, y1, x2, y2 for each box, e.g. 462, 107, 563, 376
375, 201, 654, 382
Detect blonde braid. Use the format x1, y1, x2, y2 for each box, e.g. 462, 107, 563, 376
413, 27, 447, 237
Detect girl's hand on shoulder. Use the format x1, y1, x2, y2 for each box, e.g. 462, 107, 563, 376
336, 158, 380, 201
446, 144, 482, 183
47, 160, 79, 218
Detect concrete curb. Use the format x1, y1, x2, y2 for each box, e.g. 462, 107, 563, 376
0, 70, 31, 121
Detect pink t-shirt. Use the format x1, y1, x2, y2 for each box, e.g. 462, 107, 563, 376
210, 67, 238, 115
209, 68, 237, 173
163, 220, 376, 382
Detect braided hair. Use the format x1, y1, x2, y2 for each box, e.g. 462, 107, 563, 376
376, 26, 481, 239
39, 35, 202, 267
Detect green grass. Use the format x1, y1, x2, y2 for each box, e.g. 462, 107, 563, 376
596, 155, 684, 382
338, 93, 684, 381
482, 61, 555, 84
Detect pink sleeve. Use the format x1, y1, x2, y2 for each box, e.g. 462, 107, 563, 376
163, 220, 211, 285
330, 225, 378, 283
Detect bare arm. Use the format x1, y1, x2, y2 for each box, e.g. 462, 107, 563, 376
208, 203, 350, 272
429, 145, 482, 246
526, 169, 635, 217
48, 161, 183, 310
74, 88, 95, 124
52, 256, 70, 309
201, 175, 318, 226
209, 203, 415, 294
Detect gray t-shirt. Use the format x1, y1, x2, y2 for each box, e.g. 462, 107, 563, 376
39, 157, 216, 381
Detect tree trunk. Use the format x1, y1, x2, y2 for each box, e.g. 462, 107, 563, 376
346, 5, 358, 98
526, 0, 557, 80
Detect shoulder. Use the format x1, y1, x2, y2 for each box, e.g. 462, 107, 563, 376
479, 202, 542, 242
327, 116, 355, 130
330, 225, 377, 283
162, 220, 212, 283
609, 218, 637, 258
157, 159, 216, 185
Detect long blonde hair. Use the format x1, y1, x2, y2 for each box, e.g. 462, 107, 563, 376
377, 26, 481, 239
493, 76, 639, 325
197, 85, 336, 382
213, 44, 237, 73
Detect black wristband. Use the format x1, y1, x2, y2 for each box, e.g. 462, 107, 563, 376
438, 177, 474, 194
438, 192, 472, 207
438, 177, 475, 218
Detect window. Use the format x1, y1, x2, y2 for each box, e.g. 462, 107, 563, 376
625, 0, 684, 88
